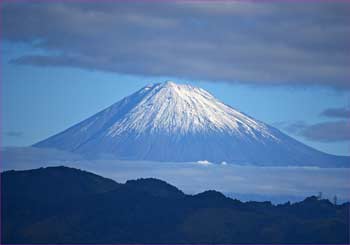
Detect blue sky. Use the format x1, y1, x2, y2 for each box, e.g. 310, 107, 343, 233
1, 1, 349, 156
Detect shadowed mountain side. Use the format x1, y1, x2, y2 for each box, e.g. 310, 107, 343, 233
2, 166, 349, 244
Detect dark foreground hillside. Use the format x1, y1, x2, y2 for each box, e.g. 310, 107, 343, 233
2, 166, 349, 244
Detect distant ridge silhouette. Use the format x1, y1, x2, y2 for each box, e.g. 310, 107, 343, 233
2, 166, 348, 243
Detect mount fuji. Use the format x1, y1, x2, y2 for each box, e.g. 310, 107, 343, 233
34, 81, 349, 167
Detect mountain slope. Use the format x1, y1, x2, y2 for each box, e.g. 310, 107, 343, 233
2, 166, 349, 244
2, 166, 120, 202
34, 81, 349, 167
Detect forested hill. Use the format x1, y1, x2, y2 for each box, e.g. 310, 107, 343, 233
2, 166, 349, 244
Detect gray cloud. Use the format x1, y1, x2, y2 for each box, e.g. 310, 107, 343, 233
302, 121, 350, 142
3, 131, 24, 138
282, 120, 350, 142
2, 1, 350, 89
321, 107, 350, 118
277, 121, 308, 135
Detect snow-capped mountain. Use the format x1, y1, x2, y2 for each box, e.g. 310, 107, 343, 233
34, 81, 349, 167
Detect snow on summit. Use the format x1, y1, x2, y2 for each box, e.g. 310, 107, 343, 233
34, 81, 349, 167
107, 81, 277, 139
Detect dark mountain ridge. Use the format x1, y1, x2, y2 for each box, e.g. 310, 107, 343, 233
2, 166, 349, 244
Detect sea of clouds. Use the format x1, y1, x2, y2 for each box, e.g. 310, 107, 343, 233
2, 147, 349, 203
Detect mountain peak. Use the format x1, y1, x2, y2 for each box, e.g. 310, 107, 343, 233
34, 82, 350, 166
144, 81, 198, 92
163, 80, 177, 86
107, 80, 276, 139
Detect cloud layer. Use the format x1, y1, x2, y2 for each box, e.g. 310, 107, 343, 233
2, 147, 350, 203
321, 107, 350, 118
3, 131, 24, 138
2, 1, 350, 89
282, 120, 350, 142
301, 121, 350, 142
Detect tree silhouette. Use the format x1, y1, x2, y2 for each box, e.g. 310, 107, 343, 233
333, 195, 338, 205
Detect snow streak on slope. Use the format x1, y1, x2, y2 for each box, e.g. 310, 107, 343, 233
34, 81, 349, 167
107, 82, 278, 140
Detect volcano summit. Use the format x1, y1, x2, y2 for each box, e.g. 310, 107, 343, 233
34, 81, 348, 167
